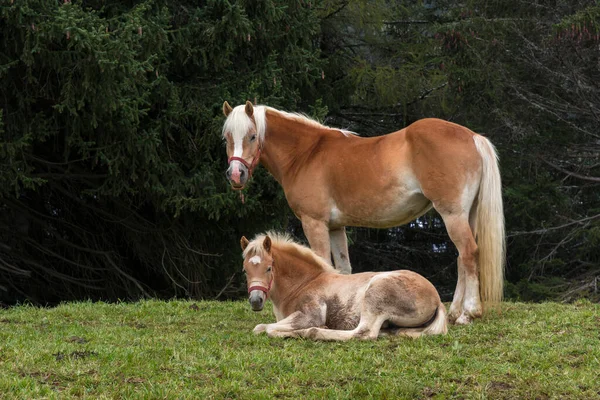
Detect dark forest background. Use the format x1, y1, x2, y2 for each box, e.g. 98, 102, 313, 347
1, 0, 599, 305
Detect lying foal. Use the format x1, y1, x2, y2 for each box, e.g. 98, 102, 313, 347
241, 232, 447, 340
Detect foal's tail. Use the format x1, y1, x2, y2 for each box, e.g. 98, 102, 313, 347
421, 303, 448, 336
473, 135, 506, 306
398, 303, 448, 338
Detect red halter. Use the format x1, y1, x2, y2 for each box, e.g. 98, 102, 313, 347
247, 273, 273, 299
227, 147, 262, 187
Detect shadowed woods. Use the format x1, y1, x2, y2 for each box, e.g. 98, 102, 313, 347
1, 0, 599, 305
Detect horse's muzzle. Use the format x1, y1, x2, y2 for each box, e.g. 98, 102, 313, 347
226, 162, 248, 189
248, 290, 265, 311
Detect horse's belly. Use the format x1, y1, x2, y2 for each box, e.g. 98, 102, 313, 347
331, 192, 432, 229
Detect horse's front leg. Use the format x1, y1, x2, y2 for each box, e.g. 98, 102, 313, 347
301, 216, 332, 265
330, 227, 352, 274
254, 308, 324, 338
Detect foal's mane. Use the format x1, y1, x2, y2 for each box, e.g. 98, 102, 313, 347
243, 231, 338, 274
223, 105, 356, 145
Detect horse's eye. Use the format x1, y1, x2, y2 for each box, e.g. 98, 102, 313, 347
266, 267, 272, 272
249, 134, 257, 142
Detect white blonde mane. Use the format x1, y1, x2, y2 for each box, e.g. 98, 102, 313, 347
222, 104, 356, 146
243, 231, 339, 274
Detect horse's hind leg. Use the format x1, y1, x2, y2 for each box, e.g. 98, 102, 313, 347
441, 212, 481, 325
330, 227, 352, 274
448, 259, 465, 324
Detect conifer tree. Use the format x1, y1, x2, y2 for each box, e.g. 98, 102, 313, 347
0, 0, 325, 303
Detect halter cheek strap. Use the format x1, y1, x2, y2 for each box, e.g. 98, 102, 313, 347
247, 272, 273, 299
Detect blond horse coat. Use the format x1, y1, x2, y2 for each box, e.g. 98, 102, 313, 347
242, 232, 447, 340
223, 101, 505, 325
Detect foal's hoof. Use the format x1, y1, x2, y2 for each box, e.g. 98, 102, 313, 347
454, 313, 473, 325
253, 324, 267, 334
305, 327, 320, 339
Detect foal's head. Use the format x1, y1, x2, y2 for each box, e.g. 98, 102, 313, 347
222, 101, 263, 190
240, 235, 274, 311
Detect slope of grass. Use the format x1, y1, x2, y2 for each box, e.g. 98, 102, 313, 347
0, 299, 599, 399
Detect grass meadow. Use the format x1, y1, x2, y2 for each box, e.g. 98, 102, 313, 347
0, 299, 599, 399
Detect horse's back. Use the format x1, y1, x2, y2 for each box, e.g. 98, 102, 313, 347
400, 118, 483, 209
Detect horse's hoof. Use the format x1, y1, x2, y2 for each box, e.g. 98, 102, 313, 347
454, 314, 472, 325
447, 310, 461, 324
253, 324, 267, 334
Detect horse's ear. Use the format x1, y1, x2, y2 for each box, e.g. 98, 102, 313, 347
240, 236, 249, 251
263, 235, 272, 253
223, 101, 233, 117
245, 100, 254, 117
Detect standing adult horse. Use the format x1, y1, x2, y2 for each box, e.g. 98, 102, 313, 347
222, 101, 505, 325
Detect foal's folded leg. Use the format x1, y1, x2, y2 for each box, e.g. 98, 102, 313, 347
254, 308, 324, 338
297, 313, 387, 341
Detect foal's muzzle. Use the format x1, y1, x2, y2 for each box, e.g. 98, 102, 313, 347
248, 290, 265, 311
226, 162, 248, 189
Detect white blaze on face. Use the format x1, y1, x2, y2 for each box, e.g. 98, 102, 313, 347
229, 136, 244, 183
249, 255, 261, 265
232, 133, 244, 159
224, 108, 254, 182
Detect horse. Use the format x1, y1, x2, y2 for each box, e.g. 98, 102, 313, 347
241, 232, 447, 340
222, 101, 505, 325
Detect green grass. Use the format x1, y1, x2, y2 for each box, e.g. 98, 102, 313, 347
0, 300, 599, 399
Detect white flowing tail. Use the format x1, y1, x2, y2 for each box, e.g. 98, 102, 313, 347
473, 135, 506, 305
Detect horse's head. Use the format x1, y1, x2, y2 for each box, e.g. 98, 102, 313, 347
222, 101, 262, 190
240, 235, 273, 311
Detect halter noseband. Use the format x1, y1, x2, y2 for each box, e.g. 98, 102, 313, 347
247, 272, 273, 299
227, 147, 262, 188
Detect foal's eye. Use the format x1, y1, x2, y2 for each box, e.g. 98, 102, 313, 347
266, 267, 272, 272
249, 134, 257, 142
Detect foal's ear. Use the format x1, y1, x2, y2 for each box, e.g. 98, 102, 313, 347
245, 100, 254, 117
240, 236, 249, 251
263, 236, 272, 253
223, 101, 233, 117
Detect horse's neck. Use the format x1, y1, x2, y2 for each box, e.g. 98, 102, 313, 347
260, 111, 330, 185
269, 248, 323, 306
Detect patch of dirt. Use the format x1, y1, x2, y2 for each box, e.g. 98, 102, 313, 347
0, 318, 24, 324
489, 381, 514, 391
189, 304, 200, 311
19, 370, 72, 390
53, 350, 98, 361
66, 336, 88, 344
125, 377, 146, 384
449, 377, 476, 387
422, 387, 437, 397
333, 377, 367, 386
